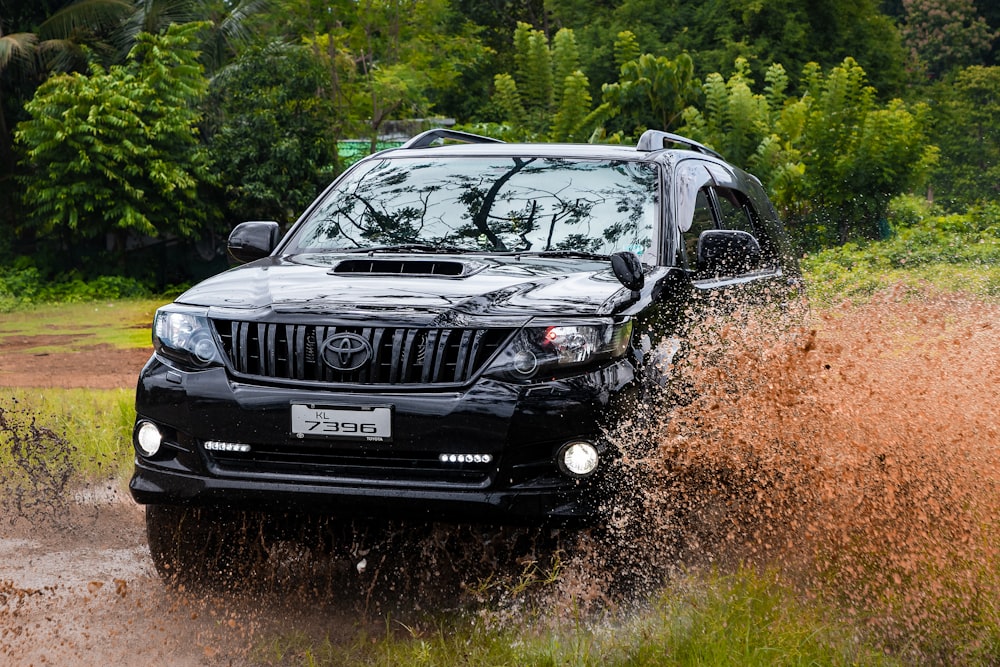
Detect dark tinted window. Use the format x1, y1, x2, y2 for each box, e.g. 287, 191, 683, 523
715, 188, 755, 235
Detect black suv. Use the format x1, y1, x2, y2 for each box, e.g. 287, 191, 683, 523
130, 129, 797, 575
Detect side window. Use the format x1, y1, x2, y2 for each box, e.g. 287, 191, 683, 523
715, 188, 755, 235
683, 188, 717, 271
683, 185, 776, 275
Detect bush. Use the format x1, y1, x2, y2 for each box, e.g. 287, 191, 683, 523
802, 200, 1000, 303
0, 266, 152, 312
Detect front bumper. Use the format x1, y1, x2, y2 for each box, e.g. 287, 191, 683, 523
130, 355, 637, 523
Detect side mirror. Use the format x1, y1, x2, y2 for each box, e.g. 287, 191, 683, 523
610, 250, 645, 291
696, 229, 761, 277
228, 221, 281, 263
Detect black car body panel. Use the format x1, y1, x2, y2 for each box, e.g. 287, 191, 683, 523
130, 129, 799, 525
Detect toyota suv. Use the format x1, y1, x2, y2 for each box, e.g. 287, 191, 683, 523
130, 129, 798, 578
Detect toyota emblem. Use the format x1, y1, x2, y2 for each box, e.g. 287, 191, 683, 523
320, 333, 372, 371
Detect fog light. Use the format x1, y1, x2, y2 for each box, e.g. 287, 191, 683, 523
557, 441, 599, 478
136, 422, 162, 457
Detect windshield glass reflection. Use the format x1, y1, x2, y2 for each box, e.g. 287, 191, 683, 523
290, 157, 658, 255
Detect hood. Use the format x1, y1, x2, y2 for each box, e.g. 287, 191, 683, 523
177, 253, 634, 324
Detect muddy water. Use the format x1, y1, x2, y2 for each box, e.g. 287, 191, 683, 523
596, 286, 1000, 661
1, 287, 998, 664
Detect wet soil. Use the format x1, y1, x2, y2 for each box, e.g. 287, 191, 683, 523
0, 339, 151, 389
0, 341, 263, 664
2, 288, 999, 664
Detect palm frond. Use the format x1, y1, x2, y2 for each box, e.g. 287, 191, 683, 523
38, 0, 134, 40
0, 33, 39, 72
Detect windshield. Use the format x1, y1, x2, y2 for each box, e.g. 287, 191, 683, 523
288, 156, 658, 256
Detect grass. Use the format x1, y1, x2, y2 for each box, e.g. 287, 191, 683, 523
256, 569, 897, 666
801, 260, 1000, 307
0, 388, 136, 484
0, 298, 163, 353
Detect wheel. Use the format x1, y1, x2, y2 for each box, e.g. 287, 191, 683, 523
145, 504, 265, 587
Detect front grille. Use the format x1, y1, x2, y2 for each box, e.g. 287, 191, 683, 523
213, 321, 512, 385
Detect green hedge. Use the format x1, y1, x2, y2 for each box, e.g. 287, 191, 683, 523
0, 265, 152, 312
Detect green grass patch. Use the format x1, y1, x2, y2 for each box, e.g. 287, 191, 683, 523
0, 388, 135, 485
0, 298, 163, 352
257, 569, 896, 666
802, 199, 1000, 306
802, 261, 1000, 306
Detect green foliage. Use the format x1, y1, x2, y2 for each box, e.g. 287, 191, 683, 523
491, 23, 600, 141
681, 57, 938, 249
926, 65, 1000, 209
802, 198, 1000, 303
300, 0, 491, 146
793, 60, 938, 246
550, 70, 592, 142
546, 0, 908, 98
599, 37, 700, 136
681, 58, 775, 166
0, 265, 152, 312
16, 23, 215, 243
900, 0, 997, 79
206, 41, 335, 222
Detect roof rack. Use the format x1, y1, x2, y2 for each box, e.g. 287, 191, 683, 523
635, 130, 724, 160
401, 129, 505, 149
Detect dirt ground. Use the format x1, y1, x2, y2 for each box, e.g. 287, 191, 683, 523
0, 338, 151, 389
0, 341, 272, 665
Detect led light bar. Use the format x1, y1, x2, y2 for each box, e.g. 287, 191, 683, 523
204, 440, 252, 453
439, 453, 493, 464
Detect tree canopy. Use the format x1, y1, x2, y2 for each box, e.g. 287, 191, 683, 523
1, 0, 998, 279
16, 23, 214, 244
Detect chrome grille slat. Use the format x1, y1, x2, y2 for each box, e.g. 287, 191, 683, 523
214, 321, 511, 385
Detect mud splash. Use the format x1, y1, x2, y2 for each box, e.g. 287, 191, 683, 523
2, 286, 998, 664
220, 285, 1000, 664
589, 285, 1000, 662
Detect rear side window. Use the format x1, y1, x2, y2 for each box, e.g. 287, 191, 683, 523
714, 188, 756, 235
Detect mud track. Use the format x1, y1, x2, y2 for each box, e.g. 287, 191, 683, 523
0, 343, 272, 664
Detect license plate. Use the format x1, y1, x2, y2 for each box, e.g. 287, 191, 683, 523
291, 405, 392, 441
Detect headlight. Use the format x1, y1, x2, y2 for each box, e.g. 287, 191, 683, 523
152, 306, 222, 368
485, 319, 633, 381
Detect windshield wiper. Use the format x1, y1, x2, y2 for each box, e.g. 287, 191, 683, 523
337, 244, 471, 254
514, 250, 610, 260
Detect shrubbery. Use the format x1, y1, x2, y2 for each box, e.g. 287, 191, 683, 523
802, 197, 1000, 303
0, 265, 152, 312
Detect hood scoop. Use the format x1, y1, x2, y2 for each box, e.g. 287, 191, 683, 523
331, 258, 484, 278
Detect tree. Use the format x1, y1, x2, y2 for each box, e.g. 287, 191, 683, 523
899, 0, 997, 79
39, 0, 270, 73
490, 22, 600, 141
681, 57, 937, 248
16, 23, 215, 251
206, 42, 335, 223
599, 32, 700, 136
926, 65, 1000, 207
546, 0, 908, 99
296, 0, 490, 150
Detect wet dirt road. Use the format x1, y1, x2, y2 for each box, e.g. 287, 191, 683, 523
0, 492, 254, 665
2, 288, 1000, 665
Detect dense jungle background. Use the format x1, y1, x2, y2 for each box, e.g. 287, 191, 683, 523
0, 0, 997, 302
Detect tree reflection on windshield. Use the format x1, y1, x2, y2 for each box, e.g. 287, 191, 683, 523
292, 157, 658, 255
